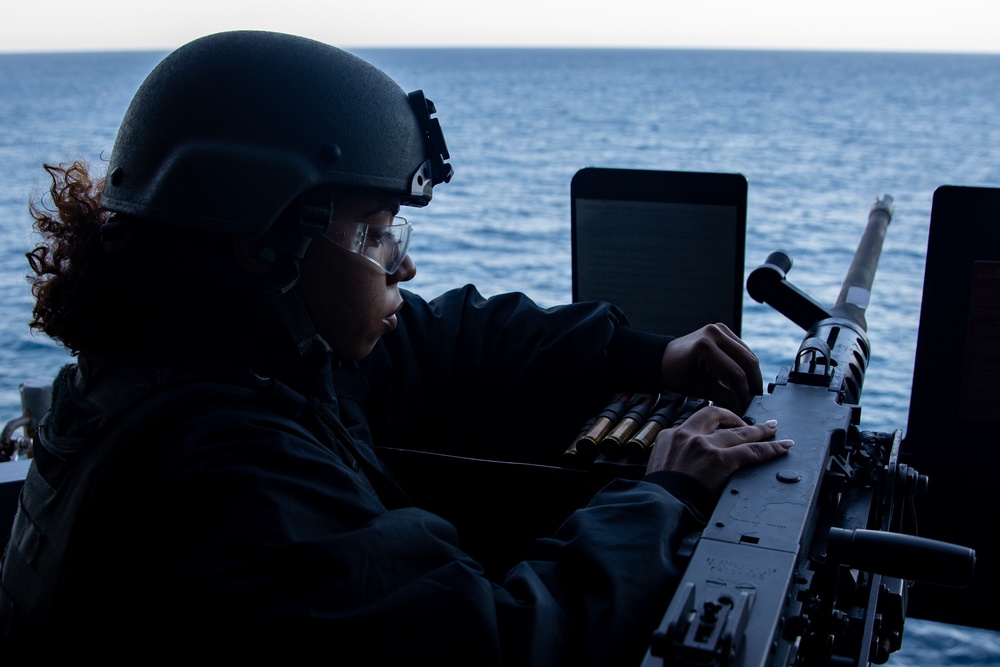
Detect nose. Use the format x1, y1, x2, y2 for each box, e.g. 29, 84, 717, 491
390, 253, 416, 283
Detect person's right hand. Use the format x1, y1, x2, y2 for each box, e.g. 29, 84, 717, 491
659, 323, 764, 414
646, 405, 793, 495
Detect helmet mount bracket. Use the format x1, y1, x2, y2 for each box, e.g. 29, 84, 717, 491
407, 90, 454, 200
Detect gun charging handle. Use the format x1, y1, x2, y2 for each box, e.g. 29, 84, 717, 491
746, 249, 833, 331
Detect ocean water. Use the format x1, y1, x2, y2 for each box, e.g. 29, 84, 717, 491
1, 47, 999, 664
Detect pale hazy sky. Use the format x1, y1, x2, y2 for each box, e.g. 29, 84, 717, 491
2, 0, 998, 54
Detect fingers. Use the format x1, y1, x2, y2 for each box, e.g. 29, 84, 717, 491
712, 324, 764, 397
646, 408, 793, 494
731, 437, 796, 467
714, 416, 779, 446
694, 409, 791, 447
681, 403, 758, 434
699, 325, 763, 409
706, 414, 795, 486
661, 323, 764, 413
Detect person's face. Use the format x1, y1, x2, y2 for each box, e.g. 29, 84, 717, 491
296, 191, 416, 362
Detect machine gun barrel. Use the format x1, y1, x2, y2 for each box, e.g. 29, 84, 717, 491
831, 196, 894, 328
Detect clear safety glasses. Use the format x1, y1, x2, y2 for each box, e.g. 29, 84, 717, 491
321, 217, 412, 275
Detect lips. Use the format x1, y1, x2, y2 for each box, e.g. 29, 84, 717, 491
383, 300, 403, 332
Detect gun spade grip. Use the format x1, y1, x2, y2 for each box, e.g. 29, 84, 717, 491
827, 527, 976, 588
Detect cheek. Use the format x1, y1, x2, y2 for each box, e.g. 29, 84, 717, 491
302, 263, 353, 321
297, 254, 385, 353
322, 286, 386, 360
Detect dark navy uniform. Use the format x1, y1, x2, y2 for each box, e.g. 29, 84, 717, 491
1, 287, 711, 665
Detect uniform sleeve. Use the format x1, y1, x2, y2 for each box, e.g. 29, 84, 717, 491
495, 475, 704, 667
363, 285, 674, 462
126, 418, 704, 667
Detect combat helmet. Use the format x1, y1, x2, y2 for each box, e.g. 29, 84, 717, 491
101, 30, 453, 238
99, 31, 453, 357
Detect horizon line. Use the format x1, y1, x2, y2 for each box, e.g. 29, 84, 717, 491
2, 43, 998, 57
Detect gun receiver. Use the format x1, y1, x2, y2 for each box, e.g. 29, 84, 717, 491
642, 196, 975, 667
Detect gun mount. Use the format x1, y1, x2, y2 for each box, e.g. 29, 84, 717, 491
642, 196, 975, 667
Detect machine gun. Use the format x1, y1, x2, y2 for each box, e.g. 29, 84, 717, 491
641, 196, 976, 667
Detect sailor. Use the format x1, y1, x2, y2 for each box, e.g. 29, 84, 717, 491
0, 31, 791, 663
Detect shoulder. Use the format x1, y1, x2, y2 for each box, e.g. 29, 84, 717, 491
67, 365, 354, 510
91, 371, 381, 543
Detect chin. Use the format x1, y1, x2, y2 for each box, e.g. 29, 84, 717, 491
343, 339, 380, 363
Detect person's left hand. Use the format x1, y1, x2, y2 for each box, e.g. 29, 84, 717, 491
645, 406, 792, 494
660, 323, 764, 413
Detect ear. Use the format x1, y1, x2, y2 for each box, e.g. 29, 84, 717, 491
232, 234, 279, 275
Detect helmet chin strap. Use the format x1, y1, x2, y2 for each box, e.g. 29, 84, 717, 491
270, 288, 331, 360
267, 190, 335, 361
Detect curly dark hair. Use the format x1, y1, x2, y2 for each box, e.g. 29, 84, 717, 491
25, 162, 275, 362
26, 162, 110, 355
